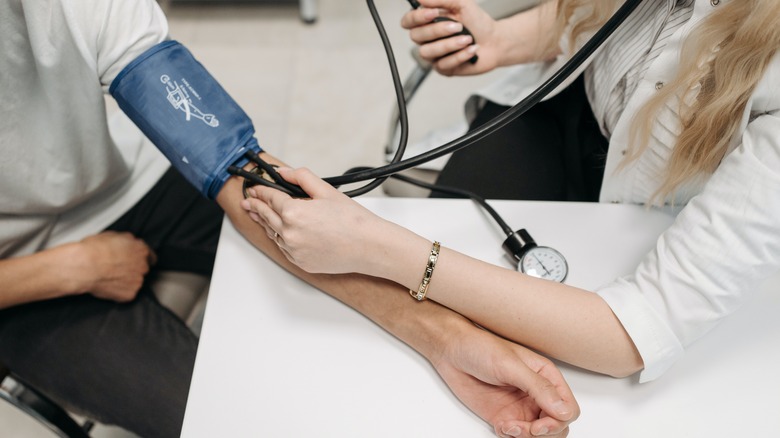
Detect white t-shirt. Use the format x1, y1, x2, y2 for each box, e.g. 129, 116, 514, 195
0, 0, 171, 257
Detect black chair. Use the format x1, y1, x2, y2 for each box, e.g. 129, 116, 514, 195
0, 362, 93, 437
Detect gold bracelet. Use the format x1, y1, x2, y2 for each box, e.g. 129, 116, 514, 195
410, 241, 441, 301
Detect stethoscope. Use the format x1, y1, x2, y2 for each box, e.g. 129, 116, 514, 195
229, 0, 644, 281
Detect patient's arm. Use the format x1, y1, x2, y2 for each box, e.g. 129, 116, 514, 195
0, 232, 154, 309
215, 152, 579, 438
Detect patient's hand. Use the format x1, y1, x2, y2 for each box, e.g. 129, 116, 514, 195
77, 231, 155, 302
433, 316, 579, 437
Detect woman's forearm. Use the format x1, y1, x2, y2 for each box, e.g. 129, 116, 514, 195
372, 225, 643, 378
493, 2, 562, 66
231, 158, 642, 378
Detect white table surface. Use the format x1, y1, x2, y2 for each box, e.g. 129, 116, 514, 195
182, 198, 780, 437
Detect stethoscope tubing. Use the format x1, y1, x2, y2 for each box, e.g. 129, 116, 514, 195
324, 0, 644, 190
232, 0, 644, 200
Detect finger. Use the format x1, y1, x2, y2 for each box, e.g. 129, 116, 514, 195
418, 35, 473, 61
276, 242, 296, 265
251, 182, 293, 214
417, 0, 464, 10
533, 364, 579, 424
499, 420, 570, 438
500, 366, 576, 436
243, 197, 284, 232
401, 7, 440, 29
408, 19, 462, 44
147, 248, 158, 266
270, 229, 284, 245
529, 400, 574, 436
135, 238, 157, 266
434, 44, 479, 72
278, 167, 340, 200
246, 210, 263, 224
495, 422, 530, 438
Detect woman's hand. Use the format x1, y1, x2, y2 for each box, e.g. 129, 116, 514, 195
240, 167, 409, 276
432, 316, 579, 437
401, 0, 501, 76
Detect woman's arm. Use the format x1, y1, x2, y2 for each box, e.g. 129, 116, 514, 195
413, 244, 643, 377
401, 0, 560, 76
216, 153, 580, 437
242, 166, 644, 378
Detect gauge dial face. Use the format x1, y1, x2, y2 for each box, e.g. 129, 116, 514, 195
519, 246, 568, 282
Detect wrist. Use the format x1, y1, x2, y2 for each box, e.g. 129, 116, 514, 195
493, 19, 535, 66
367, 223, 432, 289
407, 302, 471, 365
494, 5, 560, 66
61, 241, 95, 295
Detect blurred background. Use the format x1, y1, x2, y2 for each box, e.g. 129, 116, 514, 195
153, 0, 506, 192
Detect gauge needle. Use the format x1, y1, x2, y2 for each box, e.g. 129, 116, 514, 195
533, 254, 552, 276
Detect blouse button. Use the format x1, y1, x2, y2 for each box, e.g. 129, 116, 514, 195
655, 81, 664, 90
710, 0, 720, 5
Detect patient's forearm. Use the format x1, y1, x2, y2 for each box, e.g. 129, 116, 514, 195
0, 245, 82, 309
215, 154, 458, 360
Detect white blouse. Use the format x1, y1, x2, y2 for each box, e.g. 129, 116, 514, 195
470, 0, 780, 382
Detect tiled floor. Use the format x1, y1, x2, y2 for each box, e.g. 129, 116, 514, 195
1, 0, 501, 435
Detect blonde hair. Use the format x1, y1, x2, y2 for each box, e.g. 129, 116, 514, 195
552, 0, 780, 204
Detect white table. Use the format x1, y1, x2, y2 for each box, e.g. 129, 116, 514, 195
182, 198, 780, 437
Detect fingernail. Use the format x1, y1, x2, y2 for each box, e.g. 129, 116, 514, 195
533, 426, 549, 436
240, 199, 250, 210
247, 188, 257, 197
552, 400, 572, 419
445, 21, 462, 32
467, 44, 479, 53
503, 425, 522, 437
458, 35, 472, 45
423, 8, 439, 19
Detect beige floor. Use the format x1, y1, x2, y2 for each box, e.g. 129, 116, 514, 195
0, 0, 500, 436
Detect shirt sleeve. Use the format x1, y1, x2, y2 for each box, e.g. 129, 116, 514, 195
596, 111, 780, 382
88, 0, 170, 90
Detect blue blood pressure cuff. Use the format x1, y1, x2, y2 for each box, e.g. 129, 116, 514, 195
109, 40, 262, 199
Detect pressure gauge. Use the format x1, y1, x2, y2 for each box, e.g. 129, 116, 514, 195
519, 245, 568, 282
502, 229, 568, 283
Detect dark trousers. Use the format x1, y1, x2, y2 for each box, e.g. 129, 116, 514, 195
0, 169, 223, 438
432, 75, 609, 201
